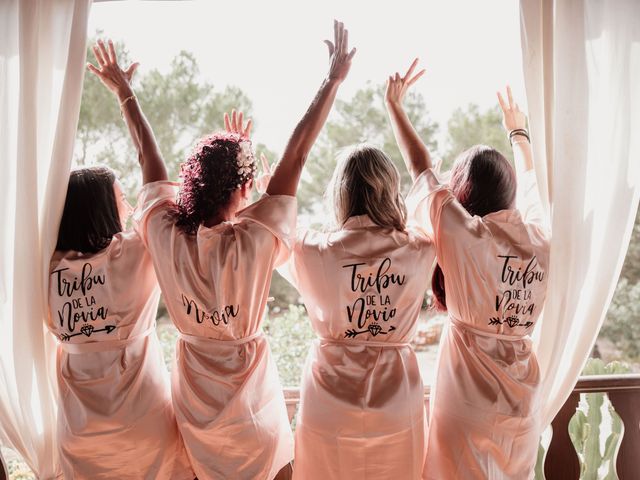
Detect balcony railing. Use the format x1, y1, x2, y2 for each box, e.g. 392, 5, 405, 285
2, 375, 638, 479
286, 373, 640, 479
544, 374, 640, 479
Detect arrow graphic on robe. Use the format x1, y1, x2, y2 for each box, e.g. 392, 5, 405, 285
59, 325, 116, 342
344, 324, 396, 339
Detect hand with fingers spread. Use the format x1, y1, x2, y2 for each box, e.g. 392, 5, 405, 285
496, 86, 527, 132
324, 20, 357, 83
87, 38, 167, 184
255, 153, 274, 194
224, 109, 253, 140
385, 58, 425, 107
266, 20, 356, 197
87, 39, 139, 100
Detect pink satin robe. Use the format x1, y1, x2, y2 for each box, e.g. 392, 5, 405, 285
47, 231, 193, 479
283, 214, 436, 480
413, 169, 550, 480
134, 182, 296, 480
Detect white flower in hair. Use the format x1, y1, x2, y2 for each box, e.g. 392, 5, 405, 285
237, 141, 255, 170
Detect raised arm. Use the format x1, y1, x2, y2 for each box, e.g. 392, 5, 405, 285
497, 86, 534, 175
497, 86, 547, 225
266, 20, 356, 196
385, 59, 432, 180
87, 39, 167, 184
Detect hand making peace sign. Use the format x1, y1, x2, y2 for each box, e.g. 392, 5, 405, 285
385, 58, 426, 106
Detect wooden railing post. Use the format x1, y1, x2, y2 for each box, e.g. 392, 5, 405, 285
608, 388, 640, 479
544, 392, 581, 479
0, 450, 6, 480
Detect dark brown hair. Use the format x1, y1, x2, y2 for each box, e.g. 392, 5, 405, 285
173, 132, 255, 235
56, 167, 122, 253
329, 144, 407, 231
432, 145, 516, 310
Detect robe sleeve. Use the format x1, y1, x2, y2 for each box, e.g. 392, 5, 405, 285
132, 181, 179, 248
516, 170, 547, 228
237, 194, 297, 267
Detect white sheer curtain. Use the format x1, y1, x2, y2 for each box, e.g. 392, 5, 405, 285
0, 0, 91, 477
519, 0, 640, 427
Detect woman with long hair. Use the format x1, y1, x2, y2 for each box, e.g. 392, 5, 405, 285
130, 21, 355, 479
386, 60, 550, 479
47, 40, 193, 479
279, 82, 435, 480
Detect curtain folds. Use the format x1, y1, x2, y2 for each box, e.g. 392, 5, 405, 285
1, 0, 639, 476
519, 0, 640, 427
0, 0, 91, 477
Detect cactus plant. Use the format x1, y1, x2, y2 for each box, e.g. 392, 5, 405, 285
569, 359, 630, 479
534, 443, 546, 480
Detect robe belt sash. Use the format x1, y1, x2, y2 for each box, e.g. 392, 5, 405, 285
449, 315, 530, 341
318, 336, 410, 348
179, 330, 264, 346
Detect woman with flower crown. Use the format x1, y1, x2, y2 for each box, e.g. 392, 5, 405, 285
124, 20, 355, 480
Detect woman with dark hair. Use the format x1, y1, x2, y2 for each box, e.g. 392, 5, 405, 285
386, 60, 550, 479
47, 41, 193, 478
132, 21, 356, 480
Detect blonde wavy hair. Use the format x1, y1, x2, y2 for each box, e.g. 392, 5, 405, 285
327, 144, 407, 231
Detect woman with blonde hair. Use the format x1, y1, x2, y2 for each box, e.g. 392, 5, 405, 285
386, 59, 550, 479
280, 100, 435, 480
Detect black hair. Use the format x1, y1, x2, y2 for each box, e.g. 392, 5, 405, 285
173, 132, 255, 235
56, 167, 122, 253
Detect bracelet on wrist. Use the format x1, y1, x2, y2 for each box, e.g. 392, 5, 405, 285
119, 94, 137, 108
508, 128, 530, 145
508, 128, 528, 137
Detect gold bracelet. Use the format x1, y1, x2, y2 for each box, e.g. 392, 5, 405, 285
119, 94, 136, 108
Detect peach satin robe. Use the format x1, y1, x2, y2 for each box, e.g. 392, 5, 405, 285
48, 231, 193, 479
134, 182, 296, 480
283, 215, 436, 480
414, 169, 550, 480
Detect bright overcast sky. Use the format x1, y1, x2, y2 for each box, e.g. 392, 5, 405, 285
89, 0, 525, 156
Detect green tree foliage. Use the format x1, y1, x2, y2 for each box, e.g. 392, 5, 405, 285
263, 304, 315, 386
601, 273, 640, 360
618, 209, 640, 284
442, 103, 512, 170
598, 207, 640, 363
76, 37, 252, 196
297, 83, 439, 213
